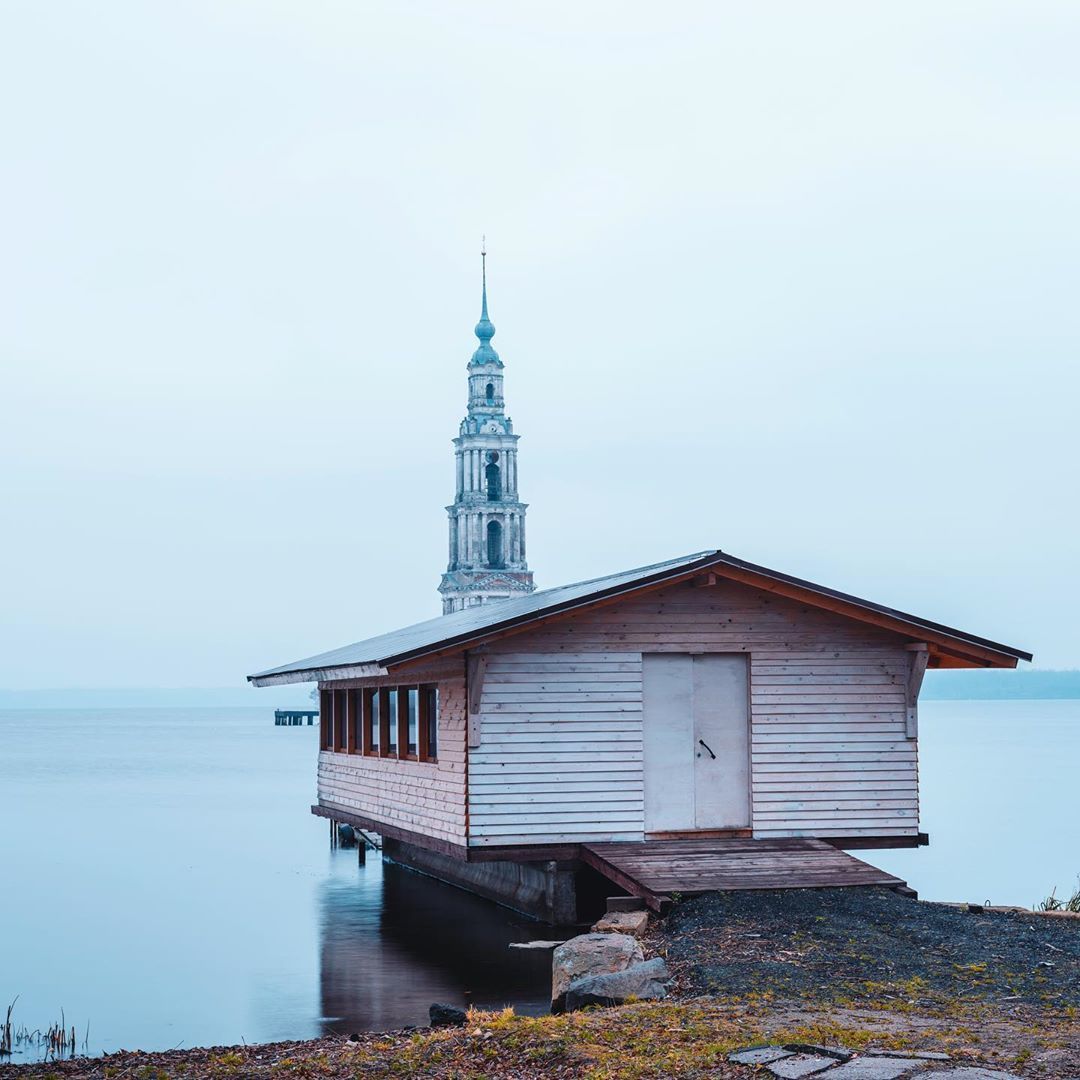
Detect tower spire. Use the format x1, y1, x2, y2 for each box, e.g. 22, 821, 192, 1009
472, 237, 499, 362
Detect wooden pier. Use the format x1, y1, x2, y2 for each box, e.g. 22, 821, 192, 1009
275, 709, 318, 726
580, 837, 909, 912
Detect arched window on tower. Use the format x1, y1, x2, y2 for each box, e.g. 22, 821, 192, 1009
485, 382, 495, 404
486, 520, 503, 568
485, 461, 501, 501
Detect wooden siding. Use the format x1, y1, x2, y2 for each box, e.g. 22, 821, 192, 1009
316, 662, 468, 849
468, 652, 645, 846
467, 580, 919, 846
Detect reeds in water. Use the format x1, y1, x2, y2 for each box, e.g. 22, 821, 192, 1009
1, 998, 14, 1055
0, 998, 86, 1059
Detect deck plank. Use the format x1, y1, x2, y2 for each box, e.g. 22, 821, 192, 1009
581, 837, 905, 905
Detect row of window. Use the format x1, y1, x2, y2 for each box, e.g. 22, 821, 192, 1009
319, 685, 439, 761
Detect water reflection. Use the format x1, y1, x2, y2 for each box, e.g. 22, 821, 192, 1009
317, 852, 554, 1034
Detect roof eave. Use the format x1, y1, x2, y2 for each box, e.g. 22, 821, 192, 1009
248, 662, 389, 687
709, 554, 1032, 667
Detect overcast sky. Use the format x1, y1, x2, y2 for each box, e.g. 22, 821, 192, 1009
1, 1, 1077, 687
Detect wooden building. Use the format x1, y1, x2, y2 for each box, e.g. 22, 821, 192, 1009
249, 549, 1029, 921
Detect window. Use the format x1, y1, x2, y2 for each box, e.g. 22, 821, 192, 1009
337, 682, 440, 763
487, 519, 503, 567
485, 462, 501, 500
407, 687, 419, 755
485, 382, 495, 404
385, 689, 398, 755
366, 689, 380, 754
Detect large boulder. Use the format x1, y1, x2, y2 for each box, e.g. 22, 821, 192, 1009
551, 932, 644, 1012
563, 957, 671, 1012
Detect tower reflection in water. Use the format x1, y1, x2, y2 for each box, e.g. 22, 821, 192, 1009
317, 848, 554, 1034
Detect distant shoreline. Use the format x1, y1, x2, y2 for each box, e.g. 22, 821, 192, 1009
920, 668, 1080, 700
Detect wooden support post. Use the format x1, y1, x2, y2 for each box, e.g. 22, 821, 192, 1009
346, 689, 358, 753
905, 643, 929, 739
397, 687, 411, 759
466, 653, 487, 749
418, 685, 431, 761
360, 688, 374, 754
378, 688, 391, 756
319, 689, 330, 750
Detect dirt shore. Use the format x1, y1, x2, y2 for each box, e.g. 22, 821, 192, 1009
658, 887, 1080, 1007
1, 997, 1076, 1080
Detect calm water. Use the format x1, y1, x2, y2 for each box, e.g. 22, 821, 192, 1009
0, 708, 554, 1061
0, 701, 1077, 1059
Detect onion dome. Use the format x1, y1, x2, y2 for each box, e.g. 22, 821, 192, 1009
470, 243, 502, 366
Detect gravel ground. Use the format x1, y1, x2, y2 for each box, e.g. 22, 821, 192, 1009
660, 888, 1080, 1008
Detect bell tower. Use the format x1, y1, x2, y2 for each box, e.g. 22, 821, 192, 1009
439, 246, 536, 614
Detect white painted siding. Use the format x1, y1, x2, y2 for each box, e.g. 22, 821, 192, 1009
467, 652, 645, 845
467, 580, 919, 846
750, 650, 916, 838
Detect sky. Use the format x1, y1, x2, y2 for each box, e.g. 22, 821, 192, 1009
1, 1, 1078, 687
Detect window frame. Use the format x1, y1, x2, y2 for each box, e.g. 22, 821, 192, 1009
325, 681, 440, 763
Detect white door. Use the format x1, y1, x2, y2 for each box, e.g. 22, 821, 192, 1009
643, 653, 750, 832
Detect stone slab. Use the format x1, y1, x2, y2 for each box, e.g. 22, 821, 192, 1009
866, 1051, 951, 1061
729, 1046, 796, 1065
768, 1054, 840, 1078
592, 910, 649, 936
783, 1043, 853, 1061
826, 1058, 924, 1080
921, 1070, 1023, 1080
508, 940, 566, 950
606, 895, 647, 913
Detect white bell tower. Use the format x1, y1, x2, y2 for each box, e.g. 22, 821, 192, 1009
438, 246, 536, 614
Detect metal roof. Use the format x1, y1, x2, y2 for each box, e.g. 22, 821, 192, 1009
248, 548, 1031, 686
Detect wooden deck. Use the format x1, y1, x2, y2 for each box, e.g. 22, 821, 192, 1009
581, 837, 909, 911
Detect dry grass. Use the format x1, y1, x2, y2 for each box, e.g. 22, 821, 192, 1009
2, 998, 1077, 1080
1039, 878, 1080, 913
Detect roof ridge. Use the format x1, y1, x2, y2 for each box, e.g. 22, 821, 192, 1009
528, 549, 721, 597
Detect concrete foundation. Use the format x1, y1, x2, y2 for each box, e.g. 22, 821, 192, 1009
382, 838, 579, 924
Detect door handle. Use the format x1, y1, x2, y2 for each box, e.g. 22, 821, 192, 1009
698, 739, 716, 760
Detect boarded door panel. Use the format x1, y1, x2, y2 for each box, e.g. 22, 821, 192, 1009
644, 653, 751, 833
693, 654, 750, 828
643, 653, 694, 832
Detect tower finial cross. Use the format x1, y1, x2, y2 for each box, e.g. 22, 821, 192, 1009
479, 237, 490, 323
